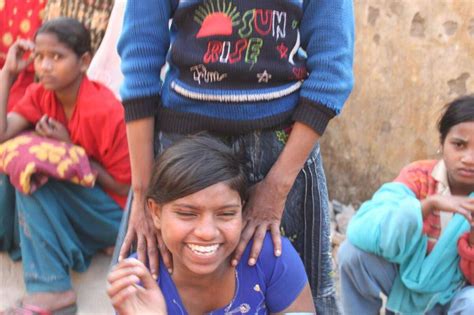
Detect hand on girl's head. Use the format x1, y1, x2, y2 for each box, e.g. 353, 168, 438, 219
3, 39, 35, 76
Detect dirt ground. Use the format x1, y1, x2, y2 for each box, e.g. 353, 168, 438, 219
0, 253, 113, 314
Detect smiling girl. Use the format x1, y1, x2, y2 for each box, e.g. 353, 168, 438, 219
0, 18, 130, 313
107, 135, 316, 315
338, 96, 474, 315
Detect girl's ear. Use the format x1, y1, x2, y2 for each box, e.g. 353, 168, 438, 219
147, 199, 162, 229
79, 51, 92, 73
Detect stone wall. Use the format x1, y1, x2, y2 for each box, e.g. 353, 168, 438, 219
321, 0, 474, 204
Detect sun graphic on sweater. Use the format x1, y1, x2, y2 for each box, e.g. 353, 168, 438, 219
194, 0, 240, 38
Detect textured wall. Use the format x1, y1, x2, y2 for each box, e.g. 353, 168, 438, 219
321, 0, 474, 204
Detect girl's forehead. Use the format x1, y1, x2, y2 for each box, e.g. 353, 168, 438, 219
34, 32, 71, 51
446, 121, 474, 138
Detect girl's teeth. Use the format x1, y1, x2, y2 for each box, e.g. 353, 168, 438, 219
188, 244, 219, 255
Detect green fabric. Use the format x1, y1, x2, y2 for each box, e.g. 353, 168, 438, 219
347, 182, 469, 315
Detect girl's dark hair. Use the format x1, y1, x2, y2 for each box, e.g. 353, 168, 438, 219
438, 95, 474, 143
147, 134, 248, 205
35, 17, 91, 57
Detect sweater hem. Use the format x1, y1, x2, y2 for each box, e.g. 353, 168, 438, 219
156, 107, 293, 135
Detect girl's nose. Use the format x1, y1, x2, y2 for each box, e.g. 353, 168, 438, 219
461, 152, 474, 164
194, 215, 219, 240
40, 58, 53, 71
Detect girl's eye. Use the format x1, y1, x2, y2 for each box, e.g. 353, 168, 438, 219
453, 142, 465, 149
218, 211, 237, 217
176, 211, 197, 217
34, 53, 42, 60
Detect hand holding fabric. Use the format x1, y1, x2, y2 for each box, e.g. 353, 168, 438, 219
35, 114, 71, 143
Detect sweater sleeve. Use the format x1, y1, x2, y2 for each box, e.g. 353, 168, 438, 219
458, 232, 474, 284
117, 0, 175, 121
292, 0, 355, 135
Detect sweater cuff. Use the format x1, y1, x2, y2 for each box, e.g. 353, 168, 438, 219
123, 95, 159, 122
292, 97, 336, 136
458, 232, 474, 261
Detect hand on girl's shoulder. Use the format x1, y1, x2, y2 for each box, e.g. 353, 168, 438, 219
242, 232, 302, 268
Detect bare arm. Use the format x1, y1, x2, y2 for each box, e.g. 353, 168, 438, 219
118, 117, 169, 279
0, 40, 34, 142
90, 159, 130, 196
233, 122, 320, 265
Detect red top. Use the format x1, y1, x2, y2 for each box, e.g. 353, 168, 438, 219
12, 76, 131, 208
0, 0, 46, 111
394, 160, 474, 284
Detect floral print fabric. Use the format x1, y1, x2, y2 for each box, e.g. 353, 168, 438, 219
0, 132, 96, 194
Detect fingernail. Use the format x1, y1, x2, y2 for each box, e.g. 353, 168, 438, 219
152, 273, 158, 280
118, 255, 123, 261
248, 258, 256, 266
231, 259, 238, 267
167, 268, 173, 274
275, 249, 281, 257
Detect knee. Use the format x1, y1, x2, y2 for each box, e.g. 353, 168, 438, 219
337, 240, 369, 273
451, 286, 474, 314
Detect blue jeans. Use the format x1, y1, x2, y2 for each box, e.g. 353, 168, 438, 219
0, 174, 123, 292
155, 129, 339, 314
338, 240, 474, 315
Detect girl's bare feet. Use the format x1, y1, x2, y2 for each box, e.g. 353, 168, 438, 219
21, 290, 76, 312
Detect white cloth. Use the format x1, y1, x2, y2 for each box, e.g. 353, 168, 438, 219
87, 0, 126, 100
431, 160, 453, 233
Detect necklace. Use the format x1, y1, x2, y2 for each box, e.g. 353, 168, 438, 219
209, 269, 245, 315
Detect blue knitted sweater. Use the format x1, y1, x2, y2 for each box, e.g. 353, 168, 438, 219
118, 0, 354, 135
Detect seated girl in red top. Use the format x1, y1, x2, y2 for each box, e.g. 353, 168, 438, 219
0, 18, 131, 314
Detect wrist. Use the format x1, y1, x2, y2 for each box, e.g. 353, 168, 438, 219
265, 168, 296, 196
421, 197, 434, 219
132, 186, 148, 202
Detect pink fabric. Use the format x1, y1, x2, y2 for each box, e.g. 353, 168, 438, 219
0, 132, 96, 194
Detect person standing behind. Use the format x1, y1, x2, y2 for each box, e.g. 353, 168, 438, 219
118, 1, 354, 313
